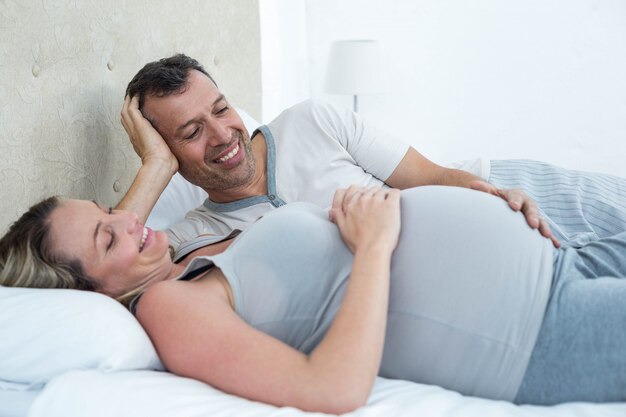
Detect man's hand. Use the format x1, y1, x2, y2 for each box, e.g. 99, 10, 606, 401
115, 95, 180, 222
470, 180, 560, 248
120, 95, 178, 173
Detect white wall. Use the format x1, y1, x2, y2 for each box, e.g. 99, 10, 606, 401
259, 0, 310, 122
261, 0, 626, 177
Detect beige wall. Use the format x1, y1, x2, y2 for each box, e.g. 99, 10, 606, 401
0, 0, 261, 232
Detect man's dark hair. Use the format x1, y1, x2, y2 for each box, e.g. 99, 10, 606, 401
125, 54, 217, 109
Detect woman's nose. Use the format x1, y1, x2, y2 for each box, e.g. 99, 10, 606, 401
110, 210, 140, 234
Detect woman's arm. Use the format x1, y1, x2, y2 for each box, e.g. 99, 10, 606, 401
136, 187, 400, 414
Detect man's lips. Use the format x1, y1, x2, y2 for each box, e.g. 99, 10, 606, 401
211, 137, 244, 166
214, 142, 241, 163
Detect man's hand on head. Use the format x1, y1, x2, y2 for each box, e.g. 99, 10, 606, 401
121, 95, 179, 174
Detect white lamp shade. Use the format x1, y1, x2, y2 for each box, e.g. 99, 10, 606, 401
324, 40, 382, 95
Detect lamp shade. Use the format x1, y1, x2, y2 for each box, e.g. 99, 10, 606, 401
324, 40, 382, 95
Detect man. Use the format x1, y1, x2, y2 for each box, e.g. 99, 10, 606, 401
118, 54, 626, 250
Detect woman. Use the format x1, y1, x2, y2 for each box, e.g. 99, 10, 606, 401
1, 185, 625, 413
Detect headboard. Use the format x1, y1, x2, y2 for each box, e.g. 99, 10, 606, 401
0, 0, 261, 232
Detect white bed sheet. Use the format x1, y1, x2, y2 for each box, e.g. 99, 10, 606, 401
28, 370, 626, 417
0, 385, 40, 417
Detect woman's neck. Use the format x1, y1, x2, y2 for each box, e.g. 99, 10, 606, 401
166, 262, 188, 280
176, 236, 237, 267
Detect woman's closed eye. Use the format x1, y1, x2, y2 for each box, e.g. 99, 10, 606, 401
105, 208, 115, 251
106, 228, 116, 252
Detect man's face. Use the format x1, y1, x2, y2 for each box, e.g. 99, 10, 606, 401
142, 70, 255, 193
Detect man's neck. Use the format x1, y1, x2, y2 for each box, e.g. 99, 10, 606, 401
205, 133, 268, 203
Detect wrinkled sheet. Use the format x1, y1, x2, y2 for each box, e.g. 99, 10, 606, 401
28, 370, 626, 417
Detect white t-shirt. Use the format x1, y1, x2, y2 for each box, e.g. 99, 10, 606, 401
167, 100, 410, 248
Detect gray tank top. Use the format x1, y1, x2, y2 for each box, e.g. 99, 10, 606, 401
178, 186, 553, 401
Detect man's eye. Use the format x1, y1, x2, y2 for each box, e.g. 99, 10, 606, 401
185, 128, 200, 140
217, 106, 229, 115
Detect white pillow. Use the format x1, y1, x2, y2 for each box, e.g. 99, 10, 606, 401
146, 108, 262, 230
0, 286, 163, 387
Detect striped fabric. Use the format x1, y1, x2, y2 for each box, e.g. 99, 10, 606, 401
489, 160, 626, 248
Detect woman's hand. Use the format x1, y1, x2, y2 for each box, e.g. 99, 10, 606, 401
329, 186, 401, 254
120, 95, 179, 174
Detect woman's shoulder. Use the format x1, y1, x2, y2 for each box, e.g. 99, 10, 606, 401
134, 279, 190, 317
135, 277, 228, 321
133, 278, 242, 381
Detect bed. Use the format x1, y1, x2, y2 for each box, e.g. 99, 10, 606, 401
2, 113, 626, 417
2, 2, 626, 416
2, 228, 626, 417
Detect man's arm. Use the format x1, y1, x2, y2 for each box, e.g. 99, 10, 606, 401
385, 147, 559, 247
116, 95, 179, 224
385, 147, 482, 189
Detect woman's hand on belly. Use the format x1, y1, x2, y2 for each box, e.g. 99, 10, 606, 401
329, 186, 401, 254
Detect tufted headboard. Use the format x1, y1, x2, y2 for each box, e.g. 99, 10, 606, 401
0, 0, 261, 232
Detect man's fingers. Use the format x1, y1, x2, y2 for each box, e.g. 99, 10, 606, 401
493, 187, 560, 248
128, 95, 144, 122
470, 180, 499, 196
121, 95, 129, 114
537, 218, 560, 247
498, 189, 524, 211
522, 204, 541, 229
538, 218, 551, 237
120, 95, 131, 126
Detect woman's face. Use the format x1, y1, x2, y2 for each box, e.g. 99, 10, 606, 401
47, 200, 174, 297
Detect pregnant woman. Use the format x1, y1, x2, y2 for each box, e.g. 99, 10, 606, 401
1, 185, 624, 413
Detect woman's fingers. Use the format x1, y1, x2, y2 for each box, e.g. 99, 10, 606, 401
343, 185, 365, 207
332, 186, 391, 215
332, 188, 347, 210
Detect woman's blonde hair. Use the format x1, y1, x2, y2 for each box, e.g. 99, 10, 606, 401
0, 196, 99, 292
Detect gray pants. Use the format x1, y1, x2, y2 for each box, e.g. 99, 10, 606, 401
515, 232, 626, 404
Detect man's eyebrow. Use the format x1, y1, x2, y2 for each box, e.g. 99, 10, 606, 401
174, 94, 226, 134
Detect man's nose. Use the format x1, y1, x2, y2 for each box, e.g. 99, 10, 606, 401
206, 122, 231, 147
